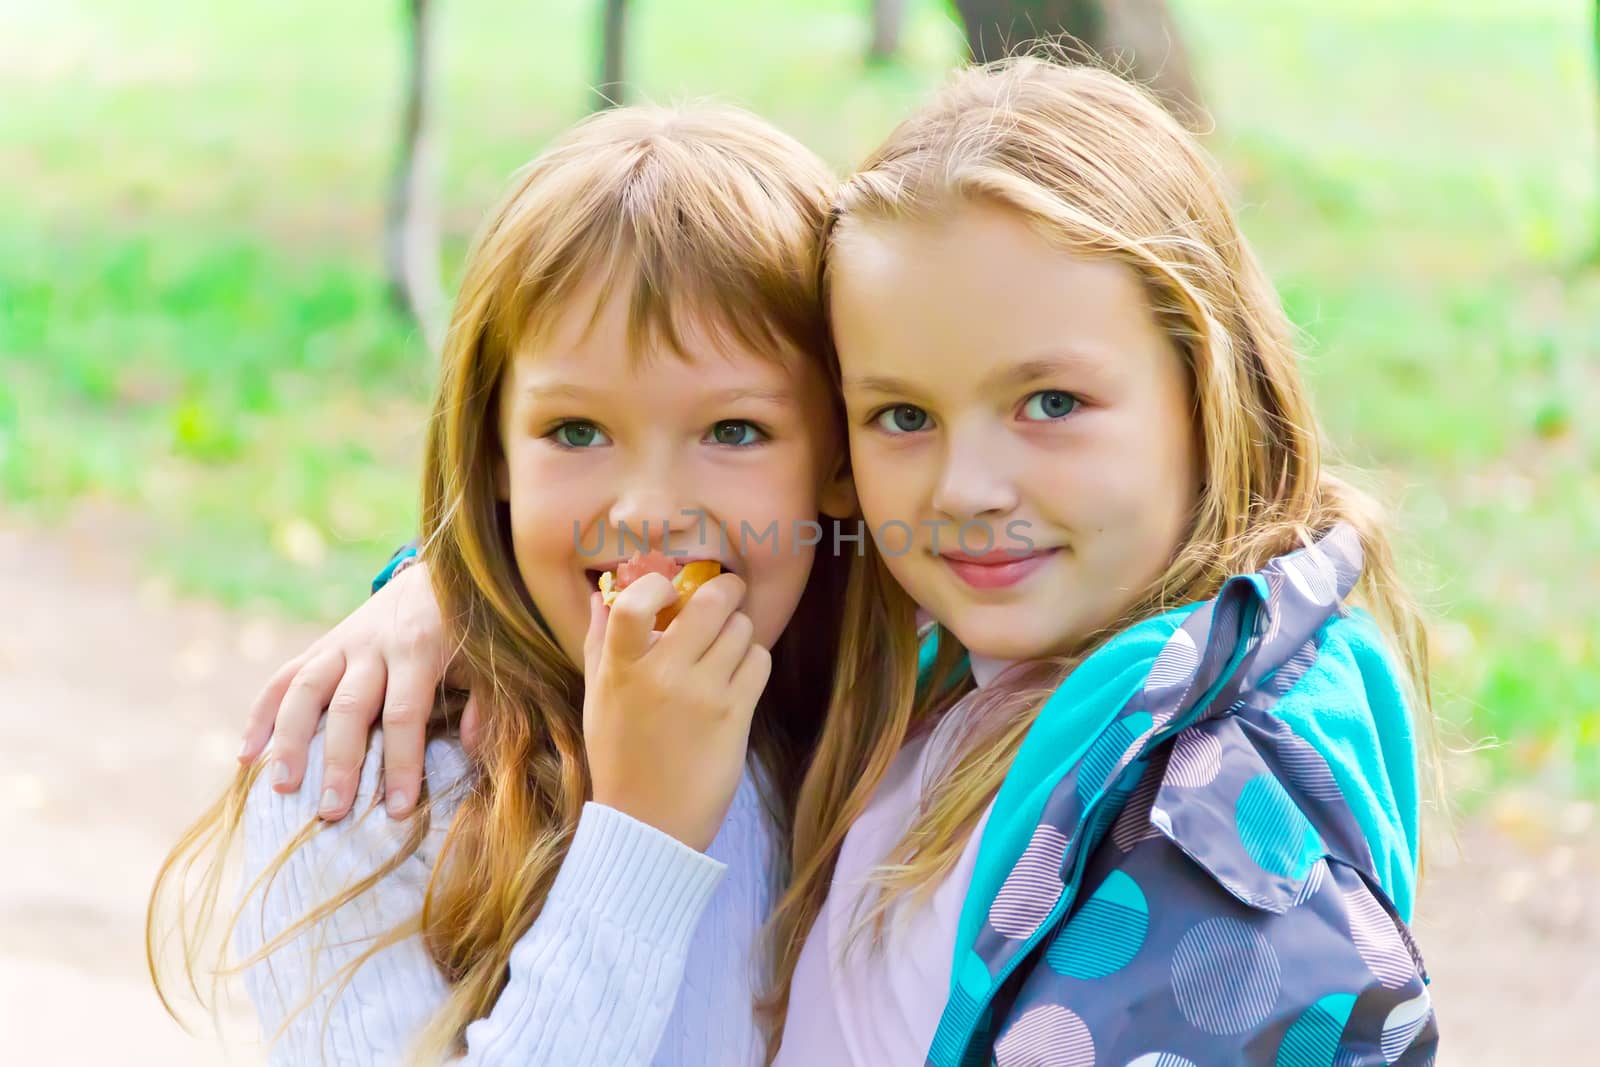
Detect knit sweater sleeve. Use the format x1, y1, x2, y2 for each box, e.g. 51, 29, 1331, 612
236, 730, 759, 1066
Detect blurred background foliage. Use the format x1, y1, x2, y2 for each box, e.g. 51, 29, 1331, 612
0, 0, 1596, 795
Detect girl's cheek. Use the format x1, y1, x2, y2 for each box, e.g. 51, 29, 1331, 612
511, 469, 599, 553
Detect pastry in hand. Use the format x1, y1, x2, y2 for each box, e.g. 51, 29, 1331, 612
597, 551, 723, 630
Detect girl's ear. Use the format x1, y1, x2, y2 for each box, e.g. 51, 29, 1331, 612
819, 455, 858, 520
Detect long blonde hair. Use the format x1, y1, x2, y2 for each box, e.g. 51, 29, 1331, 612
148, 102, 849, 1062
762, 58, 1435, 1049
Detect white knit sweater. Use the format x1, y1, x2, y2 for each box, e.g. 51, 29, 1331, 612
236, 730, 776, 1065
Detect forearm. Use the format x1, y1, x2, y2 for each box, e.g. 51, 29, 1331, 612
239, 739, 734, 1066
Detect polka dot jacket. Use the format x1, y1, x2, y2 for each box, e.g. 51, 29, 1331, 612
928, 524, 1437, 1067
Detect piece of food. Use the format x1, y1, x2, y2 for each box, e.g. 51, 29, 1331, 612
597, 551, 723, 629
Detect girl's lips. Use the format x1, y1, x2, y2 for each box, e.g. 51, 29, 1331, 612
939, 548, 1059, 590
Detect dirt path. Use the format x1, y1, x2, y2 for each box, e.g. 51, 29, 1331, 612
2, 510, 1594, 1065
0, 512, 309, 1064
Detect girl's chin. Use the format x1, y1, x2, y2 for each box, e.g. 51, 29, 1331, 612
938, 602, 1092, 662
945, 627, 1060, 665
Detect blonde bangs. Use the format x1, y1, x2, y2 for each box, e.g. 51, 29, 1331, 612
471, 103, 834, 377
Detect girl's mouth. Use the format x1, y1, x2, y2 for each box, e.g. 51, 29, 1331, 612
939, 548, 1060, 590
585, 555, 735, 590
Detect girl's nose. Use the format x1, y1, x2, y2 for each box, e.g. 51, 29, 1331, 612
608, 474, 706, 553
931, 428, 1019, 522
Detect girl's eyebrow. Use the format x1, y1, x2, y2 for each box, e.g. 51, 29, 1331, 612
704, 385, 793, 404
842, 373, 924, 397
519, 382, 603, 402
844, 350, 1105, 397
519, 382, 793, 404
986, 350, 1107, 389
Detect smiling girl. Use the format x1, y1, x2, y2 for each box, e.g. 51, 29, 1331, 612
149, 102, 852, 1065
765, 59, 1435, 1065
239, 60, 1438, 1066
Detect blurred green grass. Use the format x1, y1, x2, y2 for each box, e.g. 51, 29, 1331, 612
1, 0, 1595, 794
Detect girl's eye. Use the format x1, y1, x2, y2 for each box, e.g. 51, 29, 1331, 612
551, 421, 611, 448
1020, 390, 1078, 421
707, 420, 766, 447
873, 404, 932, 434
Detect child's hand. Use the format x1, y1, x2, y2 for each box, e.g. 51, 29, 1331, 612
582, 572, 771, 852
238, 560, 476, 821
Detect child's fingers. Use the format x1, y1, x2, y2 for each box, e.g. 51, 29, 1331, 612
603, 573, 677, 662
317, 654, 388, 820
241, 651, 310, 763
660, 573, 746, 662
267, 648, 347, 793
379, 659, 437, 818
698, 609, 756, 683
726, 643, 773, 718
582, 591, 608, 678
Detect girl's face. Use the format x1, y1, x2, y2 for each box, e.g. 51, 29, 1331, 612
497, 275, 852, 666
830, 200, 1202, 662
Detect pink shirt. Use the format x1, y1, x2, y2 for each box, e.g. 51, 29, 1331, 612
775, 656, 1010, 1067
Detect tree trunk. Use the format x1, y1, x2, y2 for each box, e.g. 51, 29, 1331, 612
952, 0, 1204, 129
596, 0, 628, 110
1099, 0, 1204, 128
384, 0, 446, 355
953, 0, 1100, 63
869, 0, 908, 63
